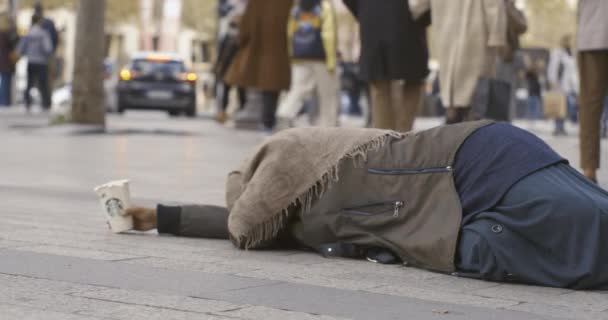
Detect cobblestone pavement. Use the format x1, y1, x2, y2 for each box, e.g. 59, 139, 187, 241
1, 107, 607, 320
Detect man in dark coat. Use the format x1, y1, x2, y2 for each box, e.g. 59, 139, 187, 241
343, 0, 430, 132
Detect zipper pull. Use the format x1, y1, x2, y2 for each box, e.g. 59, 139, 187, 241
393, 201, 404, 217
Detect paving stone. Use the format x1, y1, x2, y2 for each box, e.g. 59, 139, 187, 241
215, 305, 350, 320
0, 249, 279, 297
0, 273, 103, 296
0, 274, 234, 320
506, 302, 608, 320
75, 288, 241, 314
120, 256, 259, 275
202, 282, 550, 320
13, 245, 146, 261
474, 285, 608, 312
0, 239, 31, 249
0, 303, 104, 320
366, 285, 519, 309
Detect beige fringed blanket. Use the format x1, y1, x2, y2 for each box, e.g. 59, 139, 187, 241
225, 127, 403, 249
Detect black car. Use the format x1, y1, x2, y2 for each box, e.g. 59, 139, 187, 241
117, 53, 197, 117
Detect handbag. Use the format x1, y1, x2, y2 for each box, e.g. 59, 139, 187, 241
544, 91, 567, 119
471, 77, 512, 122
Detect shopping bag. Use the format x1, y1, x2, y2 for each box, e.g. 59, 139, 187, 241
543, 91, 567, 119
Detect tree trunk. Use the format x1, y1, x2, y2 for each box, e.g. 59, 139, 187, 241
71, 0, 106, 126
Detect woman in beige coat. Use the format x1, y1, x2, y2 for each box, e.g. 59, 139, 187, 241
428, 0, 507, 123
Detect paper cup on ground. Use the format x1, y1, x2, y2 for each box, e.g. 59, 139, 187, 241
94, 179, 133, 233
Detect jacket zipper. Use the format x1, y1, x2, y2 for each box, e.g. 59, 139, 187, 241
343, 201, 405, 217
367, 166, 453, 176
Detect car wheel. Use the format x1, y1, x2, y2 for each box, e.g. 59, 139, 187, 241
185, 104, 196, 118
116, 97, 126, 114
168, 110, 180, 117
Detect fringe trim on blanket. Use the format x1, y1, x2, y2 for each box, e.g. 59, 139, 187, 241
236, 131, 404, 249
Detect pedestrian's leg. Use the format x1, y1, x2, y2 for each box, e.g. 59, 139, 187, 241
6, 73, 12, 106
313, 62, 339, 127
526, 95, 538, 120
346, 63, 362, 116
24, 64, 35, 111
47, 55, 56, 93
261, 90, 280, 130
370, 80, 393, 130
554, 118, 566, 135
348, 82, 362, 116
277, 64, 314, 121
237, 87, 247, 110
215, 82, 230, 123
536, 96, 544, 120
0, 72, 9, 106
602, 96, 608, 138
568, 93, 578, 123
38, 64, 51, 110
220, 83, 231, 112
446, 106, 469, 124
393, 82, 423, 132
7, 72, 14, 106
579, 51, 608, 181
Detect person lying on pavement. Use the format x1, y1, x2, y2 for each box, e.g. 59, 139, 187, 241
125, 120, 608, 290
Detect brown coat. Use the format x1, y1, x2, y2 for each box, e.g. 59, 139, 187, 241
224, 0, 294, 92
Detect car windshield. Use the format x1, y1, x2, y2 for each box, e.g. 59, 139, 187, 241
132, 59, 185, 75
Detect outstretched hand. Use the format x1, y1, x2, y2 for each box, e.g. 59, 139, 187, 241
126, 207, 158, 231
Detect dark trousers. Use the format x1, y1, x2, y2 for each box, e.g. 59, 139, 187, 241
342, 62, 366, 116
0, 72, 12, 106
579, 50, 608, 171
457, 163, 608, 289
24, 63, 51, 109
219, 83, 246, 112
261, 90, 279, 130
526, 95, 543, 120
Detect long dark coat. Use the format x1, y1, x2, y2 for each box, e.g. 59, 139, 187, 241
343, 0, 430, 83
224, 0, 294, 92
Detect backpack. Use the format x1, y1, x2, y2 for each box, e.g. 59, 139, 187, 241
291, 3, 326, 60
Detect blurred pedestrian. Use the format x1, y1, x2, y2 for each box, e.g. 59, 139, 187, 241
577, 0, 608, 183
525, 60, 543, 121
217, 0, 247, 40
17, 14, 53, 112
0, 14, 19, 107
34, 3, 59, 90
224, 0, 294, 132
214, 15, 246, 123
496, 0, 527, 120
334, 2, 366, 118
343, 0, 430, 132
277, 0, 338, 127
601, 95, 608, 139
429, 0, 507, 124
548, 35, 579, 136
